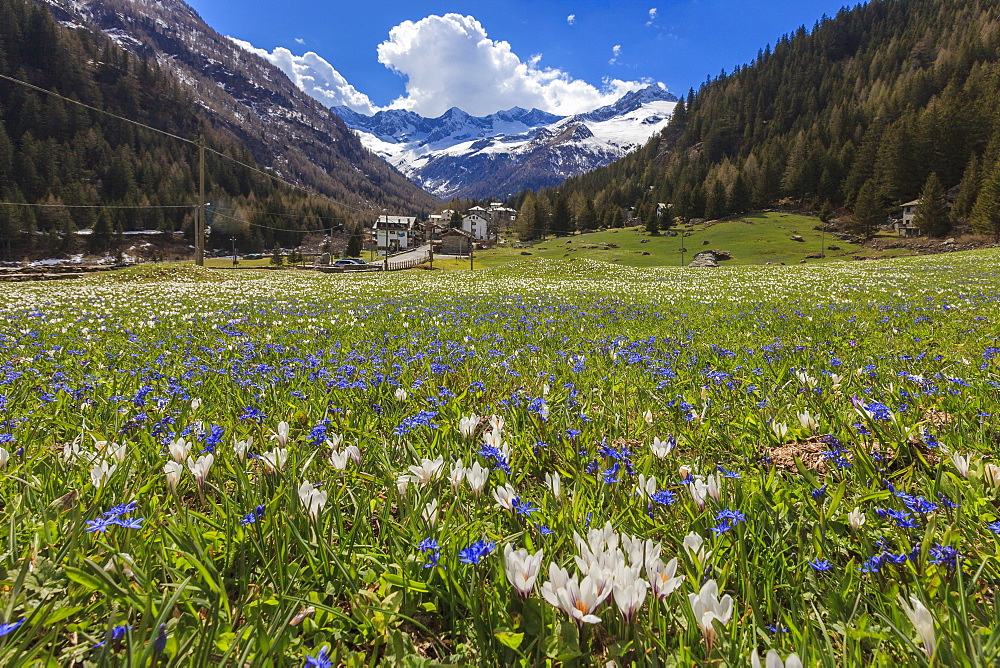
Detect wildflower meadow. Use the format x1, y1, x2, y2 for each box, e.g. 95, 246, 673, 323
0, 255, 998, 666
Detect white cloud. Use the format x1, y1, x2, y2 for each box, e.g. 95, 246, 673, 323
228, 37, 379, 115
609, 44, 621, 64
646, 8, 658, 25
295, 37, 305, 45
230, 14, 650, 119
376, 13, 643, 117
567, 14, 576, 25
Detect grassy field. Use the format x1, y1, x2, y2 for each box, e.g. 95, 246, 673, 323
0, 253, 998, 666
440, 212, 912, 271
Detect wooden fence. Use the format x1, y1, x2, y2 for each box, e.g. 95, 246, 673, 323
383, 251, 430, 271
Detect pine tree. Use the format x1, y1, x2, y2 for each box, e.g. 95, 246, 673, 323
345, 223, 363, 257
516, 194, 537, 241
913, 172, 950, 237
970, 159, 1000, 239
551, 195, 572, 236
951, 154, 981, 223
270, 243, 284, 266
851, 179, 884, 238
644, 205, 660, 235
449, 210, 463, 228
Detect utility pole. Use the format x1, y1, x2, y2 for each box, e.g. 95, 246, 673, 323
196, 134, 205, 266
469, 235, 474, 271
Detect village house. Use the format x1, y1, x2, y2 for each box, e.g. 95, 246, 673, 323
439, 228, 474, 255
371, 215, 418, 253
894, 199, 922, 238
462, 213, 489, 240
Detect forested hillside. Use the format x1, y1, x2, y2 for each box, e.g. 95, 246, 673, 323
547, 0, 1000, 238
0, 0, 430, 259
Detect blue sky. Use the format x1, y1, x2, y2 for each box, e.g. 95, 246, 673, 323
192, 0, 853, 117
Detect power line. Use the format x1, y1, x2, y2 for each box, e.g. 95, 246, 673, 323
210, 209, 332, 234
0, 72, 196, 146
0, 72, 379, 215
0, 201, 196, 209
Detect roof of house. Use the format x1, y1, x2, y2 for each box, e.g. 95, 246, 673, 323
901, 199, 920, 207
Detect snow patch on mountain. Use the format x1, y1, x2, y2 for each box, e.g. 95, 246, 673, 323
335, 84, 676, 199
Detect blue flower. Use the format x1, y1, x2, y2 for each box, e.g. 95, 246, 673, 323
512, 498, 539, 516
0, 618, 24, 637
95, 624, 133, 647
716, 465, 741, 479
304, 645, 333, 668
458, 540, 496, 565
102, 502, 138, 518
808, 559, 833, 571
85, 516, 118, 533
418, 538, 441, 568
988, 521, 1000, 535
651, 489, 676, 505
766, 623, 789, 634
152, 624, 167, 654
811, 485, 828, 501
537, 524, 555, 535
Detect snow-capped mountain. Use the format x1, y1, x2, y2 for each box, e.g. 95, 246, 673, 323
334, 84, 677, 199
37, 0, 439, 213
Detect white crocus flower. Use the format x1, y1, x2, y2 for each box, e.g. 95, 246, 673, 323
271, 421, 290, 447
164, 460, 183, 490
847, 507, 866, 530
503, 544, 544, 598
396, 474, 415, 494
186, 453, 214, 490
706, 474, 721, 503
107, 442, 127, 463
752, 650, 803, 668
0, 447, 8, 467
329, 448, 349, 470
407, 456, 445, 485
466, 461, 489, 495
421, 499, 439, 525
950, 452, 970, 478
261, 448, 288, 473
103, 552, 136, 580
297, 480, 327, 520
795, 371, 817, 388
234, 438, 252, 463
540, 563, 611, 626
168, 437, 191, 464
394, 387, 408, 402
985, 463, 1000, 488
683, 532, 712, 565
612, 564, 649, 622
90, 460, 116, 489
650, 436, 674, 458
646, 557, 683, 600
622, 536, 660, 570
690, 478, 709, 510
325, 432, 344, 449
448, 460, 466, 491
190, 398, 201, 411
489, 414, 505, 435
688, 579, 734, 643
831, 374, 844, 389
636, 474, 657, 500
643, 409, 653, 425
544, 471, 562, 499
458, 414, 479, 438
493, 483, 518, 512
899, 595, 936, 658
771, 421, 789, 441
797, 410, 819, 432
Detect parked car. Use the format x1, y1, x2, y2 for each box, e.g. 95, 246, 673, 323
332, 258, 368, 269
